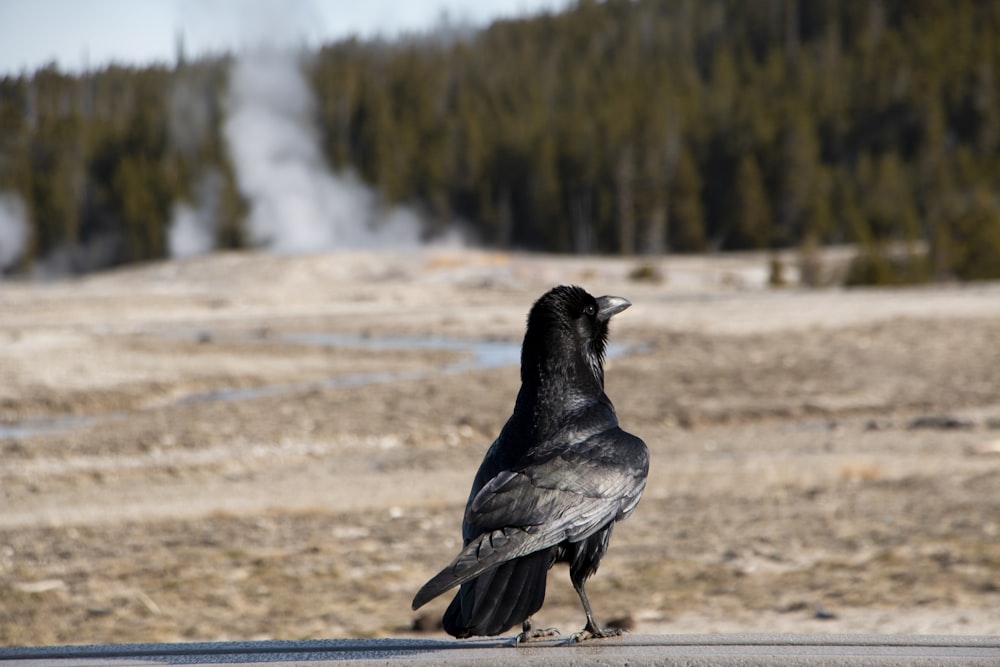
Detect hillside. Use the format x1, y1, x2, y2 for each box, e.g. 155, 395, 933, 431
1, 0, 999, 279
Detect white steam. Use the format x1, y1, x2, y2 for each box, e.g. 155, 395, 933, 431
166, 0, 464, 258
224, 47, 422, 253
167, 45, 428, 258
166, 55, 222, 259
168, 204, 213, 259
168, 169, 223, 259
0, 193, 30, 273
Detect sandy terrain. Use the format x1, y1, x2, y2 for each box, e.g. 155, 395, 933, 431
2, 248, 1000, 646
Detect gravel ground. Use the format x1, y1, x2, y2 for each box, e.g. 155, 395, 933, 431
2, 249, 999, 645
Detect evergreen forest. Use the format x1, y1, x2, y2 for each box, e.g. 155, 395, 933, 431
1, 0, 999, 282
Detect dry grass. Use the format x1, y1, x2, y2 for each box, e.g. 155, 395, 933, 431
3, 250, 1000, 643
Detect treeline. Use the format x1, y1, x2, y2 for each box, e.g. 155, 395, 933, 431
1, 0, 999, 280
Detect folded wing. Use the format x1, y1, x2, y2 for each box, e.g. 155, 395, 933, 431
412, 428, 647, 610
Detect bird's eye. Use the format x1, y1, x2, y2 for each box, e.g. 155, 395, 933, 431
584, 304, 597, 317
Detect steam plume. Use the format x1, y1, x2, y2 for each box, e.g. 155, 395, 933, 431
223, 47, 422, 252
167, 0, 434, 258
0, 193, 30, 273
168, 169, 223, 258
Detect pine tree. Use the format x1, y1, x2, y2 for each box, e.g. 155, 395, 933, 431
729, 153, 772, 249
669, 147, 706, 251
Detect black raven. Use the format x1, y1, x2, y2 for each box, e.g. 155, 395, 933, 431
412, 285, 648, 641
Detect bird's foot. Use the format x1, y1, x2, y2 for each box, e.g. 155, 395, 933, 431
572, 625, 625, 642
515, 619, 561, 644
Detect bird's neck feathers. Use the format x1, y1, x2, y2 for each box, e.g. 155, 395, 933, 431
515, 284, 616, 438
520, 327, 608, 392
517, 325, 612, 439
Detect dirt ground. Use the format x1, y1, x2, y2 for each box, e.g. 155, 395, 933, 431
2, 248, 1000, 646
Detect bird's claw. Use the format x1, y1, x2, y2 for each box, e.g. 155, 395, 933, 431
516, 620, 561, 643
572, 627, 625, 642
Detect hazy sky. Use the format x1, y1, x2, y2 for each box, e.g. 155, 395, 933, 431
0, 0, 568, 75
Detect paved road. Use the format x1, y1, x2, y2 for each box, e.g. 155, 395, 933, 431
3, 634, 999, 666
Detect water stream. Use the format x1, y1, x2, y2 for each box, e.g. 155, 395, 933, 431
2, 333, 633, 440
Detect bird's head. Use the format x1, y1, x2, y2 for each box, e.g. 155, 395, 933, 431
521, 285, 631, 389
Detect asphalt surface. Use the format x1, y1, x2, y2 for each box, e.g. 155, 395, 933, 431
3, 634, 999, 666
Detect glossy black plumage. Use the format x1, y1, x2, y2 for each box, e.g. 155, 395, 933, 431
411, 285, 649, 641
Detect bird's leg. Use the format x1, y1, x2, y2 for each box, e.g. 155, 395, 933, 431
571, 579, 624, 642
515, 618, 560, 643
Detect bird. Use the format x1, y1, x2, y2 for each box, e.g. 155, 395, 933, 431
411, 285, 649, 642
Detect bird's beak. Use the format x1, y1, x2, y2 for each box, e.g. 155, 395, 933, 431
596, 295, 631, 322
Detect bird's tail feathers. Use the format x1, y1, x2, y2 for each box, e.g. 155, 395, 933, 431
411, 526, 544, 610
442, 549, 551, 637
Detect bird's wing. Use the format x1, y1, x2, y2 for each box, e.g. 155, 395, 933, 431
412, 524, 550, 610
467, 428, 648, 540
412, 429, 647, 610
